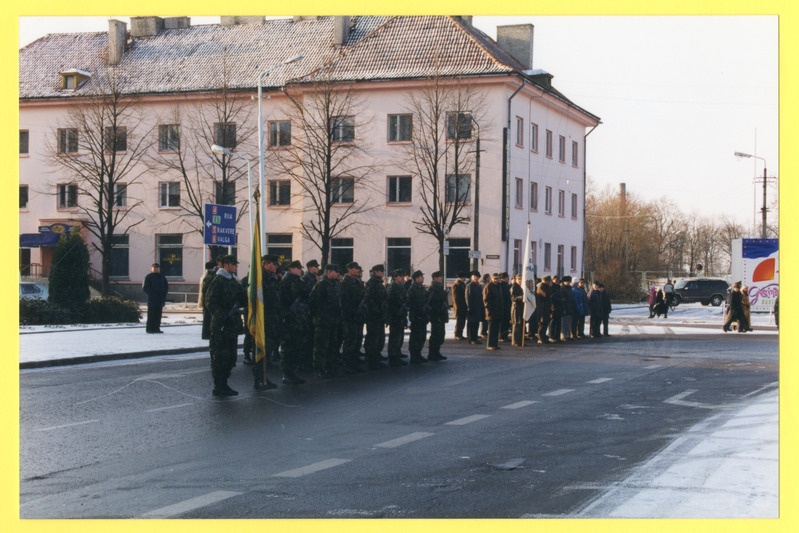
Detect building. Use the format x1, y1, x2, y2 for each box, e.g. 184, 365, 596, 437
19, 15, 600, 299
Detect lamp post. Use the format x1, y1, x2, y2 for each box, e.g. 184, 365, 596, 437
258, 54, 304, 251
734, 151, 769, 239
211, 144, 253, 251
469, 118, 482, 271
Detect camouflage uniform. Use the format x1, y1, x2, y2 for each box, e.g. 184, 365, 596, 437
406, 279, 429, 363
308, 274, 341, 377
279, 270, 310, 381
426, 279, 449, 360
363, 272, 388, 368
300, 269, 319, 371
385, 277, 408, 365
252, 269, 280, 387
206, 269, 246, 393
339, 273, 365, 373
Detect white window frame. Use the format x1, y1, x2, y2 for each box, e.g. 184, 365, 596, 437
269, 120, 292, 147
158, 124, 180, 152
545, 130, 553, 159
558, 189, 565, 217
387, 175, 412, 204
530, 123, 539, 153
572, 140, 579, 167
331, 176, 355, 204
529, 181, 538, 211
544, 186, 552, 214
332, 116, 355, 143
57, 183, 78, 209
268, 179, 291, 207
515, 178, 523, 209
387, 114, 413, 142
515, 116, 524, 147
571, 193, 578, 220
558, 135, 566, 163
159, 182, 180, 208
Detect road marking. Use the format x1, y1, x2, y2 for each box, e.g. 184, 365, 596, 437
643, 364, 662, 369
35, 419, 100, 432
146, 402, 193, 413
446, 414, 491, 426
140, 490, 241, 518
587, 378, 613, 384
542, 388, 575, 397
374, 432, 435, 448
664, 389, 715, 409
273, 458, 351, 478
501, 400, 538, 410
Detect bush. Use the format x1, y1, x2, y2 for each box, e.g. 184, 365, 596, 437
19, 298, 74, 325
82, 297, 141, 324
19, 296, 141, 326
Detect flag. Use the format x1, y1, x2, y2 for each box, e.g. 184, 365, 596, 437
248, 199, 266, 366
522, 223, 536, 322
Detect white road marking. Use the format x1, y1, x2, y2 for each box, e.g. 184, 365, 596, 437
140, 490, 241, 518
35, 419, 100, 432
643, 364, 662, 369
501, 400, 538, 410
374, 432, 435, 448
542, 388, 575, 397
146, 402, 193, 413
664, 389, 715, 409
587, 378, 613, 384
273, 458, 351, 478
445, 414, 491, 426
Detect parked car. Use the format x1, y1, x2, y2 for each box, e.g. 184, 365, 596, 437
672, 278, 728, 307
20, 282, 48, 300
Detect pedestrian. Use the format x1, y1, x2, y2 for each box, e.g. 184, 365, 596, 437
510, 274, 525, 346
385, 269, 409, 366
653, 288, 668, 318
723, 282, 744, 332
340, 262, 366, 373
548, 276, 563, 343
143, 262, 168, 334
363, 264, 389, 369
308, 263, 342, 378
588, 281, 603, 338
406, 270, 429, 364
452, 271, 468, 340
483, 273, 504, 350
647, 285, 657, 318
499, 272, 512, 342
480, 273, 491, 338
278, 260, 309, 385
206, 255, 246, 397
663, 278, 675, 308
465, 271, 484, 345
574, 278, 589, 339
198, 260, 216, 340
560, 276, 575, 340
740, 285, 752, 332
253, 254, 280, 391
535, 276, 553, 344
600, 283, 612, 336
570, 278, 584, 339
426, 271, 449, 361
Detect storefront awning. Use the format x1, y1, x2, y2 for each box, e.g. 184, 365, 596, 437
20, 232, 61, 248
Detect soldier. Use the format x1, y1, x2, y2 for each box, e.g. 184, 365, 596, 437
548, 275, 563, 343
303, 259, 321, 289
406, 270, 429, 364
451, 271, 467, 340
253, 254, 280, 391
499, 272, 512, 342
560, 276, 575, 340
510, 274, 525, 346
206, 255, 246, 397
385, 269, 409, 366
278, 260, 309, 385
340, 262, 366, 374
483, 273, 504, 350
363, 264, 389, 370
465, 271, 484, 345
426, 271, 449, 361
308, 263, 341, 378
198, 260, 216, 340
536, 276, 554, 344
300, 259, 321, 372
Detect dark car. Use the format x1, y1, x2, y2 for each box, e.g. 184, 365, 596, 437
672, 278, 729, 307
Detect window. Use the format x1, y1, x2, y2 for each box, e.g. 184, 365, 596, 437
515, 178, 523, 209
158, 124, 180, 151
545, 129, 553, 158
572, 140, 579, 167
558, 135, 566, 163
268, 180, 291, 206
388, 114, 412, 142
215, 181, 236, 205
266, 234, 292, 261
387, 176, 412, 204
331, 116, 355, 143
571, 246, 578, 272
530, 123, 539, 152
20, 130, 29, 155
109, 234, 129, 278
515, 116, 524, 147
446, 112, 473, 140
331, 238, 354, 267
571, 193, 578, 219
57, 184, 78, 209
544, 186, 552, 214
157, 234, 183, 277
558, 190, 565, 217
445, 174, 471, 203
544, 242, 551, 271
445, 238, 471, 279
214, 122, 237, 149
529, 181, 538, 211
513, 239, 522, 275
331, 177, 355, 204
159, 182, 180, 208
20, 185, 29, 209
557, 245, 565, 277
57, 128, 78, 154
386, 237, 411, 275
113, 183, 127, 207
269, 120, 291, 147
530, 241, 538, 276
104, 126, 127, 152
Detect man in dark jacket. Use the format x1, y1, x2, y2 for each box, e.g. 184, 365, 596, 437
483, 273, 504, 350
363, 264, 388, 369
589, 281, 604, 338
143, 263, 169, 333
499, 272, 512, 342
198, 260, 216, 340
465, 271, 484, 344
426, 271, 449, 361
386, 269, 409, 366
340, 262, 366, 373
723, 282, 744, 332
600, 283, 612, 336
308, 263, 341, 378
406, 270, 429, 364
536, 276, 553, 344
510, 274, 526, 346
206, 255, 246, 397
560, 276, 575, 340
451, 271, 468, 340
548, 276, 563, 342
278, 260, 309, 384
253, 254, 280, 391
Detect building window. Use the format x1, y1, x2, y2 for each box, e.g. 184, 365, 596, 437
268, 180, 291, 206
572, 140, 579, 167
515, 116, 524, 147
544, 186, 552, 214
558, 189, 565, 217
545, 130, 553, 159
20, 130, 29, 155
571, 193, 578, 220
530, 123, 538, 153
446, 112, 473, 140
20, 185, 29, 209
558, 135, 566, 163
544, 242, 551, 271
530, 181, 538, 211
388, 114, 412, 142
386, 237, 411, 276
215, 181, 236, 205
113, 183, 127, 207
157, 234, 183, 277
331, 238, 354, 267
530, 241, 538, 276
513, 239, 522, 275
159, 182, 180, 208
445, 238, 471, 279
445, 174, 471, 203
57, 128, 78, 154
57, 184, 78, 209
515, 178, 523, 209
214, 122, 237, 149
331, 116, 355, 143
158, 124, 180, 151
571, 245, 578, 272
104, 126, 127, 152
557, 244, 565, 277
109, 234, 129, 278
266, 234, 292, 262
269, 120, 291, 147
331, 177, 355, 204
387, 175, 412, 204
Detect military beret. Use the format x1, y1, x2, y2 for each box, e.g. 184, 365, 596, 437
412, 270, 424, 280
287, 260, 303, 269
346, 261, 362, 270
325, 263, 339, 271
392, 268, 406, 277
261, 254, 278, 264
471, 270, 481, 277
561, 275, 572, 282
204, 261, 216, 270
457, 271, 467, 278
306, 259, 320, 269
431, 271, 443, 278
220, 254, 238, 265
371, 264, 385, 272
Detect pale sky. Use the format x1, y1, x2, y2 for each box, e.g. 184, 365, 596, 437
19, 15, 779, 229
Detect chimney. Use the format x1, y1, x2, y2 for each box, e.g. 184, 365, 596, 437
164, 17, 191, 30
108, 19, 127, 66
130, 16, 164, 38
221, 16, 264, 26
334, 16, 350, 46
496, 24, 534, 70
456, 16, 473, 26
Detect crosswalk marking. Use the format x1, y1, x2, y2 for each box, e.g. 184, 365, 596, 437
542, 388, 575, 397
140, 491, 241, 518
446, 414, 491, 426
587, 378, 613, 384
501, 400, 538, 410
375, 432, 435, 448
273, 458, 351, 478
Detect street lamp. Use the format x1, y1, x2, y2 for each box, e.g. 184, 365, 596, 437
257, 54, 304, 251
211, 144, 253, 250
468, 117, 482, 271
734, 151, 770, 239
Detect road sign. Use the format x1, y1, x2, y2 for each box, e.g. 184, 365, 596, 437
443, 241, 450, 256
204, 203, 237, 246
468, 250, 481, 259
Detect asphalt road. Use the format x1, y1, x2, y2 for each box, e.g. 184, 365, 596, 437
20, 332, 778, 519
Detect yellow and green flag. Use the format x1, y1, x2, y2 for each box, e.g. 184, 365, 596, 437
247, 199, 266, 366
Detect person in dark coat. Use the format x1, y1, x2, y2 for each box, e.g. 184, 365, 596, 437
363, 264, 389, 369
575, 278, 589, 339
143, 262, 169, 333
406, 270, 429, 364
308, 263, 341, 378
253, 254, 280, 391
535, 276, 553, 343
548, 276, 563, 342
198, 260, 216, 340
206, 255, 246, 397
510, 274, 526, 346
723, 282, 744, 332
480, 273, 491, 337
560, 276, 575, 340
385, 269, 409, 366
499, 272, 512, 342
483, 273, 504, 350
340, 262, 366, 373
600, 283, 612, 336
300, 259, 321, 372
426, 271, 449, 361
588, 281, 604, 338
278, 260, 309, 384
465, 271, 484, 345
571, 279, 585, 339
451, 271, 468, 340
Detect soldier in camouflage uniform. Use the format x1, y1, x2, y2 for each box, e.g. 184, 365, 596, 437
278, 260, 309, 385
386, 269, 409, 367
406, 270, 429, 364
308, 263, 341, 378
339, 262, 366, 374
426, 271, 449, 361
363, 264, 389, 370
206, 255, 246, 397
300, 259, 321, 372
253, 254, 280, 391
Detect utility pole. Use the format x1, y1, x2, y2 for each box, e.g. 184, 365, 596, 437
761, 166, 768, 239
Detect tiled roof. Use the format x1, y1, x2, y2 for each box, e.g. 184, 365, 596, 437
20, 16, 524, 99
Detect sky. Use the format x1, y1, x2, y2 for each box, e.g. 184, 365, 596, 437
17, 14, 779, 230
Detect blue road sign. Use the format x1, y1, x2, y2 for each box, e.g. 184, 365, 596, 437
204, 203, 237, 246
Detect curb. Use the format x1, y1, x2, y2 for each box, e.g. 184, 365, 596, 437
20, 345, 212, 370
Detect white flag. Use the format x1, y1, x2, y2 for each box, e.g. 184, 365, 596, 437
522, 223, 536, 321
